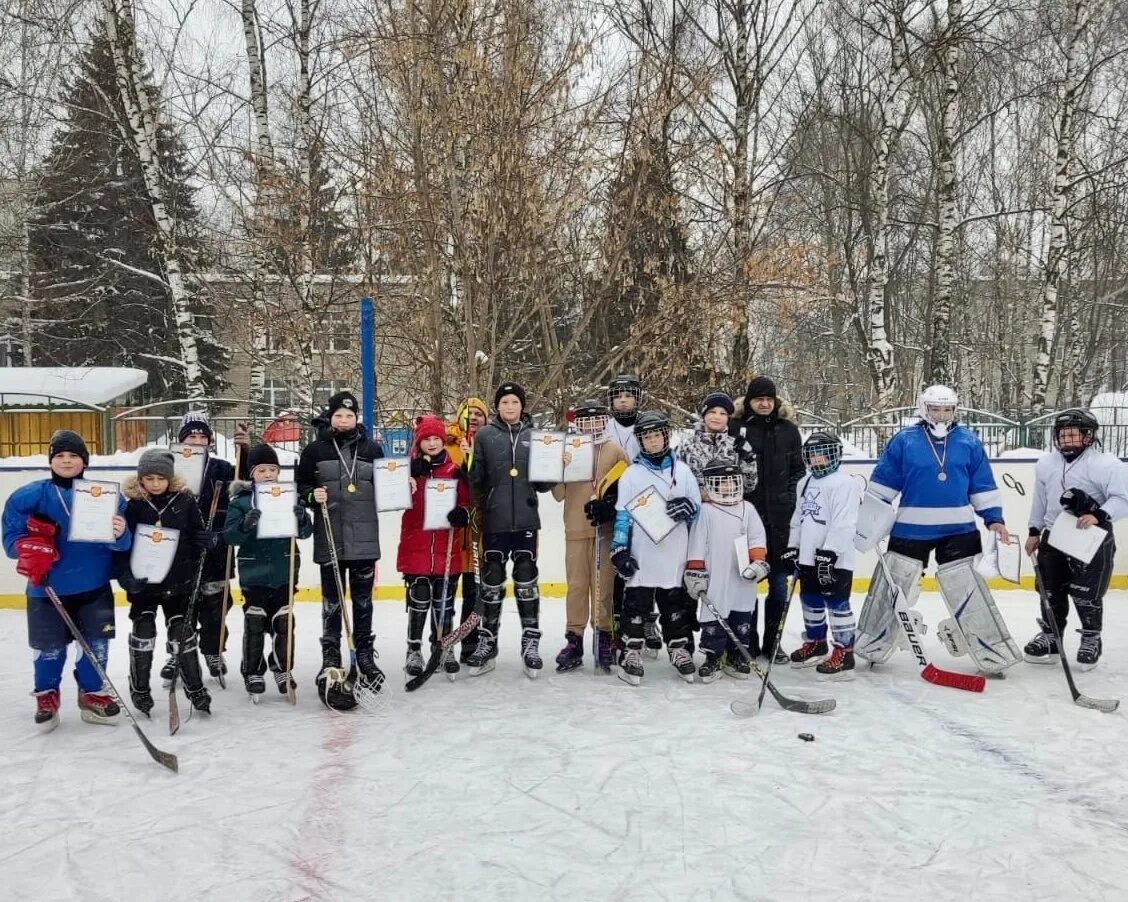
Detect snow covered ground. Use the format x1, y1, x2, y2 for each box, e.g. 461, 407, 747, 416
1, 591, 1126, 902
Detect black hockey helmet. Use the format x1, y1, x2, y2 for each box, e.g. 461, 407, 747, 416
702, 456, 743, 504
1052, 409, 1099, 461
568, 398, 610, 436
633, 409, 670, 462
608, 374, 642, 425
802, 431, 844, 477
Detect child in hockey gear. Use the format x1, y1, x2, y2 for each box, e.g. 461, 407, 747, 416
120, 449, 220, 715
683, 458, 769, 683
856, 385, 1020, 674
466, 383, 556, 678
1024, 409, 1128, 671
445, 397, 488, 663
786, 433, 860, 680
398, 415, 471, 678
729, 376, 803, 663
678, 391, 758, 493
606, 373, 643, 459
611, 410, 702, 685
551, 400, 630, 673
174, 411, 248, 683
3, 430, 131, 730
296, 391, 387, 704
224, 443, 314, 699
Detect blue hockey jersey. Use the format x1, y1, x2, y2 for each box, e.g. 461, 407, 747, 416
868, 423, 1003, 541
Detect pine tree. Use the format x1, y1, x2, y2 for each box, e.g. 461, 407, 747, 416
28, 25, 227, 397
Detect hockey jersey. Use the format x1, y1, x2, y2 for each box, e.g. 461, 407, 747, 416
787, 470, 862, 570
606, 419, 641, 462
1028, 447, 1128, 531
868, 423, 1003, 541
687, 501, 767, 618
613, 454, 700, 590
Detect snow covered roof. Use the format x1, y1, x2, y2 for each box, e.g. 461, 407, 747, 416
0, 367, 148, 407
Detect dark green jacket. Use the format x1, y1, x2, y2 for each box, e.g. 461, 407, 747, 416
224, 481, 314, 588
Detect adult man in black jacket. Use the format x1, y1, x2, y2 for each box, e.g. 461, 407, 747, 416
730, 376, 804, 662
466, 382, 554, 678
296, 391, 385, 705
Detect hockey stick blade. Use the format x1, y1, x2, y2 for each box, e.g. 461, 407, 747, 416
406, 612, 481, 692
731, 686, 836, 717
922, 663, 985, 693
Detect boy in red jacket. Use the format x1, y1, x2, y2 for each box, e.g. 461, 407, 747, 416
397, 415, 472, 677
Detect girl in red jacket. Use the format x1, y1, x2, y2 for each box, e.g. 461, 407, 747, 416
397, 415, 471, 677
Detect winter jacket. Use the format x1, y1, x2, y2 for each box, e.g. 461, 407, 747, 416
468, 413, 553, 534
296, 419, 384, 564
224, 481, 314, 588
551, 439, 629, 540
730, 398, 804, 567
3, 477, 132, 598
194, 455, 244, 584
677, 423, 758, 492
120, 476, 205, 594
397, 451, 471, 577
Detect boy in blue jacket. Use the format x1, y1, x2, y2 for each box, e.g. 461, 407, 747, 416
2, 431, 131, 730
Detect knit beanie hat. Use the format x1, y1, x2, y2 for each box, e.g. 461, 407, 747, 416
745, 376, 778, 400
178, 410, 213, 443
413, 415, 448, 451
48, 430, 89, 466
247, 443, 280, 476
138, 448, 175, 482
493, 382, 527, 410
326, 391, 359, 417
700, 391, 735, 417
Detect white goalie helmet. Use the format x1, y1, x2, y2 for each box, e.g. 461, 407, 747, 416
703, 457, 743, 505
918, 384, 959, 438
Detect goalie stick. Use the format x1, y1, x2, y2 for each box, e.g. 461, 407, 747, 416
695, 591, 836, 716
45, 585, 178, 773
875, 551, 986, 693
1031, 553, 1119, 714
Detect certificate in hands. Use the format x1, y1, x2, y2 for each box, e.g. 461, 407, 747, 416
562, 433, 595, 483
69, 479, 120, 544
374, 458, 413, 512
528, 431, 565, 483
1047, 511, 1106, 565
996, 533, 1021, 583
423, 478, 459, 531
254, 482, 298, 539
171, 443, 207, 496
625, 484, 678, 545
130, 524, 180, 583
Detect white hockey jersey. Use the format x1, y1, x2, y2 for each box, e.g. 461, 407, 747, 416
1029, 447, 1128, 531
687, 500, 767, 619
606, 419, 641, 462
614, 456, 700, 589
787, 470, 862, 571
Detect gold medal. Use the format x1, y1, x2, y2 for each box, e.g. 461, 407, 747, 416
509, 467, 519, 477
347, 483, 357, 493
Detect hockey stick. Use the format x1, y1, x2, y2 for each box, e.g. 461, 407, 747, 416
44, 585, 178, 773
875, 550, 985, 693
169, 480, 224, 735
406, 613, 482, 692
1030, 552, 1118, 713
284, 534, 297, 705
756, 572, 799, 710
405, 528, 456, 692
697, 591, 836, 716
215, 440, 241, 690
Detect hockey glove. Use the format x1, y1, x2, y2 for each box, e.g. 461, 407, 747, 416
682, 565, 708, 599
814, 548, 837, 586
734, 436, 756, 463
243, 508, 262, 531
666, 497, 697, 523
610, 547, 638, 579
118, 572, 149, 594
447, 506, 470, 528
781, 546, 799, 564
410, 457, 434, 478
740, 560, 770, 583
583, 497, 616, 526
26, 514, 58, 540
15, 536, 58, 587
194, 530, 222, 551
294, 505, 312, 528
1060, 488, 1108, 523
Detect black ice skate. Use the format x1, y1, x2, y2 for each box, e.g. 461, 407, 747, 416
522, 629, 544, 679
1023, 620, 1060, 664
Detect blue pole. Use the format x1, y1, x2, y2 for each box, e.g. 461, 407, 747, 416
360, 296, 375, 429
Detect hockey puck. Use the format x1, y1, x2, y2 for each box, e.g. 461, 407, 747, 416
798, 733, 815, 742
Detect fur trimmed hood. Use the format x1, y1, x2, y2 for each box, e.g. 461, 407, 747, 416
734, 395, 797, 424
228, 479, 253, 499
123, 474, 189, 500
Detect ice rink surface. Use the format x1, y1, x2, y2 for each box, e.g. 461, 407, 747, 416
1, 591, 1126, 902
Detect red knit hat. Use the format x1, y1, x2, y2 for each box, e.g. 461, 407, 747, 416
412, 415, 447, 452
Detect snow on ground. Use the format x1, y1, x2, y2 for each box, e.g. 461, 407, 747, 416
1, 592, 1126, 902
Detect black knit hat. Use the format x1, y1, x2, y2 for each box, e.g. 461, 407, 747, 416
138, 448, 175, 481
745, 376, 777, 400
247, 443, 280, 475
178, 410, 213, 443
48, 429, 89, 466
700, 391, 735, 417
494, 381, 527, 410
326, 391, 359, 417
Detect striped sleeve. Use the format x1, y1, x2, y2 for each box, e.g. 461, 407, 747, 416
967, 438, 1003, 524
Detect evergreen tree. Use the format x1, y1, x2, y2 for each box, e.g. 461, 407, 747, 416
29, 25, 227, 397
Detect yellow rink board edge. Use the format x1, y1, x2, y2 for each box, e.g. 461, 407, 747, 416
2, 576, 1124, 609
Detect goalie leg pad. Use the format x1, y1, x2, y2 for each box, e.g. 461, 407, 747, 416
936, 555, 1020, 673
855, 551, 923, 663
